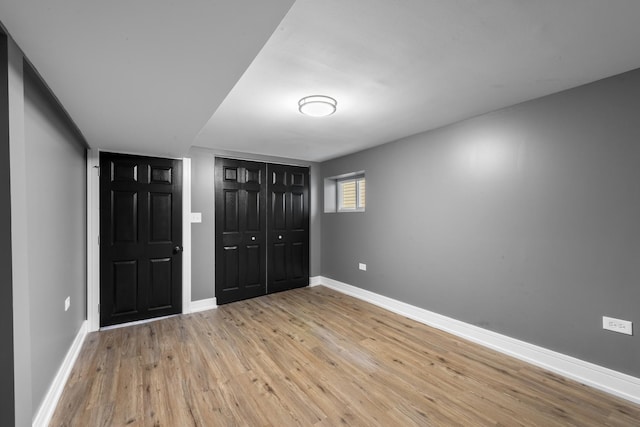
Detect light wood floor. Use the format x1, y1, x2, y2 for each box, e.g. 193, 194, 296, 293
51, 286, 640, 426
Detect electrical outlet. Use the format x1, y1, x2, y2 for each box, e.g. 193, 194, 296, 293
191, 212, 202, 223
359, 263, 367, 271
602, 316, 633, 335
65, 296, 71, 312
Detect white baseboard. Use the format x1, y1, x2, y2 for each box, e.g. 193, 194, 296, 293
315, 276, 640, 405
33, 320, 88, 427
189, 298, 217, 313
309, 276, 322, 287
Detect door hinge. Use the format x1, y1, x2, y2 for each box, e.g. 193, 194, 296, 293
97, 235, 100, 245
94, 165, 100, 176
98, 304, 100, 313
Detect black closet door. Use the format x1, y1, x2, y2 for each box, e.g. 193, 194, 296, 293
100, 152, 182, 327
215, 158, 267, 304
267, 164, 310, 294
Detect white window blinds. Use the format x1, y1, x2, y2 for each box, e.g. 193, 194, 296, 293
338, 177, 365, 211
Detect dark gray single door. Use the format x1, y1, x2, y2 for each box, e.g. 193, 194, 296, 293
100, 152, 182, 327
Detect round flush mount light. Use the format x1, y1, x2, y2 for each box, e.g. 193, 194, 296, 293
298, 95, 337, 117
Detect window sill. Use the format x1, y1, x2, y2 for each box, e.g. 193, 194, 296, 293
336, 208, 365, 213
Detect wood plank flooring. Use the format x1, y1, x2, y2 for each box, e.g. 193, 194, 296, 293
51, 286, 640, 426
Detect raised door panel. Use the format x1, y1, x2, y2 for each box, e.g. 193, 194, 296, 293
224, 166, 238, 182
271, 191, 286, 230
291, 171, 305, 187
271, 243, 287, 283
149, 258, 172, 309
291, 191, 305, 230
245, 244, 262, 287
246, 167, 262, 185
112, 260, 138, 314
149, 165, 172, 184
223, 190, 240, 233
149, 193, 172, 243
272, 169, 287, 186
221, 245, 240, 292
111, 191, 137, 244
111, 161, 138, 183
246, 190, 261, 232
290, 242, 305, 279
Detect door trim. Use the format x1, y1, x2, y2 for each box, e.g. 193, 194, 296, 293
86, 149, 193, 332
181, 157, 192, 314
87, 149, 99, 331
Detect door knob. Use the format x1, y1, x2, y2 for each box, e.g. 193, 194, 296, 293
278, 235, 282, 240
251, 236, 256, 241
173, 246, 182, 254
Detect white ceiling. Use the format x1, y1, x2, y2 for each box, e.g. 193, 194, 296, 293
0, 0, 295, 157
3, 1, 640, 162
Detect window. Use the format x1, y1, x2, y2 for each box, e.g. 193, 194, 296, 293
338, 176, 365, 212
324, 171, 366, 213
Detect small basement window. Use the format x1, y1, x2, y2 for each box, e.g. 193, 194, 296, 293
337, 176, 366, 212
324, 171, 365, 213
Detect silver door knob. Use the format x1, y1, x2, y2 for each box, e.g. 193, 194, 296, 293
278, 235, 282, 239
251, 236, 256, 241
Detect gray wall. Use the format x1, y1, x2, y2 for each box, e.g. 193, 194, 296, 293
22, 61, 87, 416
309, 162, 322, 277
190, 147, 216, 301
189, 147, 321, 301
8, 33, 32, 427
320, 68, 640, 377
0, 31, 15, 427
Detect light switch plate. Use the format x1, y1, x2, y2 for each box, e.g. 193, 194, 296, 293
359, 263, 367, 271
191, 212, 202, 223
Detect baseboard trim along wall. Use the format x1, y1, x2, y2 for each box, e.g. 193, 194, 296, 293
33, 320, 88, 427
309, 276, 323, 287
189, 298, 218, 313
310, 276, 640, 405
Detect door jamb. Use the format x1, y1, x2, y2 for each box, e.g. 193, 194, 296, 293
87, 149, 99, 332
182, 158, 192, 313
86, 149, 192, 332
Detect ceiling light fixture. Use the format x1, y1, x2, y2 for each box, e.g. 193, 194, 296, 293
298, 95, 337, 117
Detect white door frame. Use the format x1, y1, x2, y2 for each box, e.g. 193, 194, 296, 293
86, 149, 100, 332
86, 149, 192, 332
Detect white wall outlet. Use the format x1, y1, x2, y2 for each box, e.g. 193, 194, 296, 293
602, 316, 633, 335
65, 296, 71, 312
191, 212, 202, 223
359, 263, 367, 271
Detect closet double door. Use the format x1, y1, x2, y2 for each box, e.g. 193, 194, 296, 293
215, 158, 309, 305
